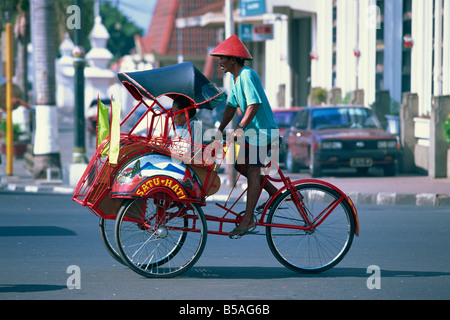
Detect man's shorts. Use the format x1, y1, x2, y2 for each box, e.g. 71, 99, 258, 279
236, 141, 272, 167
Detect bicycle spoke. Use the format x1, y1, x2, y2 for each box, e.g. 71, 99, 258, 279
115, 195, 207, 278
266, 183, 355, 273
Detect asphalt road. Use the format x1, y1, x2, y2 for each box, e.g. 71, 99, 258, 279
0, 192, 449, 303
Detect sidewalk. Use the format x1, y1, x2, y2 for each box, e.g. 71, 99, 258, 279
2, 155, 450, 206
1, 108, 450, 206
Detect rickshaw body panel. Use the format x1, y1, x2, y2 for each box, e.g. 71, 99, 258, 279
110, 153, 205, 204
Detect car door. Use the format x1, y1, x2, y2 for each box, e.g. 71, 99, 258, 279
288, 109, 311, 166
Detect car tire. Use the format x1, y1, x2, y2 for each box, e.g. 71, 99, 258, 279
383, 163, 396, 176
356, 167, 369, 175
286, 150, 300, 173
309, 152, 322, 177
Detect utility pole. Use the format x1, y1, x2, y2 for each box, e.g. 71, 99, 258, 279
433, 0, 443, 96
355, 0, 360, 90
4, 22, 14, 175
72, 0, 87, 163
177, 0, 184, 63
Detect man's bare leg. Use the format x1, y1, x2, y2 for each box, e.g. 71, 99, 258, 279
235, 162, 277, 196
229, 164, 261, 237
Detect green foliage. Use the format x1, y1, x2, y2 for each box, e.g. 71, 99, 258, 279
100, 2, 143, 63
0, 121, 26, 142
443, 117, 450, 145
55, 0, 95, 53
311, 87, 328, 104
2, 0, 143, 64
0, 0, 28, 32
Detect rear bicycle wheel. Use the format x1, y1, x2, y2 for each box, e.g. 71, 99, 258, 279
99, 217, 125, 265
115, 193, 207, 278
266, 183, 355, 274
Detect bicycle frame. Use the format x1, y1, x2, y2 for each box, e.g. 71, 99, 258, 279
104, 126, 360, 238
74, 93, 359, 237
200, 161, 359, 237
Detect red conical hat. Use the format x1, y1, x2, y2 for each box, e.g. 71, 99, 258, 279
210, 34, 253, 60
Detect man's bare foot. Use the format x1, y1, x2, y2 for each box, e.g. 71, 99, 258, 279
228, 219, 257, 238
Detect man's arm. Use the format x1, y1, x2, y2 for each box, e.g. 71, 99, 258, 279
238, 103, 259, 128
232, 103, 260, 140
218, 104, 237, 133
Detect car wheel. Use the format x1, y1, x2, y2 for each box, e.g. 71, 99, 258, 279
383, 163, 396, 176
309, 152, 322, 177
286, 150, 300, 173
356, 167, 369, 175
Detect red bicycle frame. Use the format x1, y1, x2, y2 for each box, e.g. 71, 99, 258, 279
198, 160, 359, 236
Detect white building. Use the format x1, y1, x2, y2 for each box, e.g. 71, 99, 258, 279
193, 0, 449, 116
262, 0, 447, 114
56, 33, 75, 108
84, 4, 115, 114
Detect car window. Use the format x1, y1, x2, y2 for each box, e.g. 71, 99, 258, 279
311, 108, 381, 130
293, 110, 309, 130
347, 108, 381, 128
274, 111, 297, 128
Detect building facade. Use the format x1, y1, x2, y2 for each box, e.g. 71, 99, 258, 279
137, 0, 450, 117
262, 0, 450, 115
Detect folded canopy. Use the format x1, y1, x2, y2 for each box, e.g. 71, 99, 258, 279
118, 62, 226, 110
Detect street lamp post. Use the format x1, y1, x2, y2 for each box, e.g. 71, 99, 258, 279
72, 0, 87, 163
4, 22, 14, 175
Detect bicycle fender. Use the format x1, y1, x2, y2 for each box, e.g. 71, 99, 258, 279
110, 153, 205, 203
266, 179, 359, 236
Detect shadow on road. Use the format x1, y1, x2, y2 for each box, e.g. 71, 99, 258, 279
185, 266, 450, 279
0, 284, 67, 293
0, 226, 76, 237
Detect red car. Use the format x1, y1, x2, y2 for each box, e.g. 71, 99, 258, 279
272, 107, 303, 163
285, 105, 402, 177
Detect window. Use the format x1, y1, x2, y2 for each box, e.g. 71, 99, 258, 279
311, 108, 381, 130
293, 110, 309, 130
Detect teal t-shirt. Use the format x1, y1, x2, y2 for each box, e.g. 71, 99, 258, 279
228, 66, 278, 146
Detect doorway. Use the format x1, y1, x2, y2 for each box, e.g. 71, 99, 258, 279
290, 15, 312, 106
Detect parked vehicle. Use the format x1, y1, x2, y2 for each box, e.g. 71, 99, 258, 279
285, 105, 402, 177
272, 107, 303, 164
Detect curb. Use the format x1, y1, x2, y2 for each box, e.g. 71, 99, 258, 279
1, 179, 450, 206
347, 191, 450, 207
1, 181, 74, 195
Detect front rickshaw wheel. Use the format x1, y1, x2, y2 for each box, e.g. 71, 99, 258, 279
266, 183, 355, 274
115, 194, 207, 278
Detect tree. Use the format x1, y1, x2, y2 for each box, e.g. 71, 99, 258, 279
0, 1, 29, 102
55, 0, 94, 54
30, 0, 61, 178
100, 1, 143, 63
3, 0, 142, 178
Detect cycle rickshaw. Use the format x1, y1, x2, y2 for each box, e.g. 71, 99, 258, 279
73, 62, 359, 278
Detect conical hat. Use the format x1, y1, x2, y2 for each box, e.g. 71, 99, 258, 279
210, 34, 253, 60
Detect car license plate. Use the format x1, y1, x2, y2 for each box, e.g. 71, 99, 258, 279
350, 158, 373, 167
